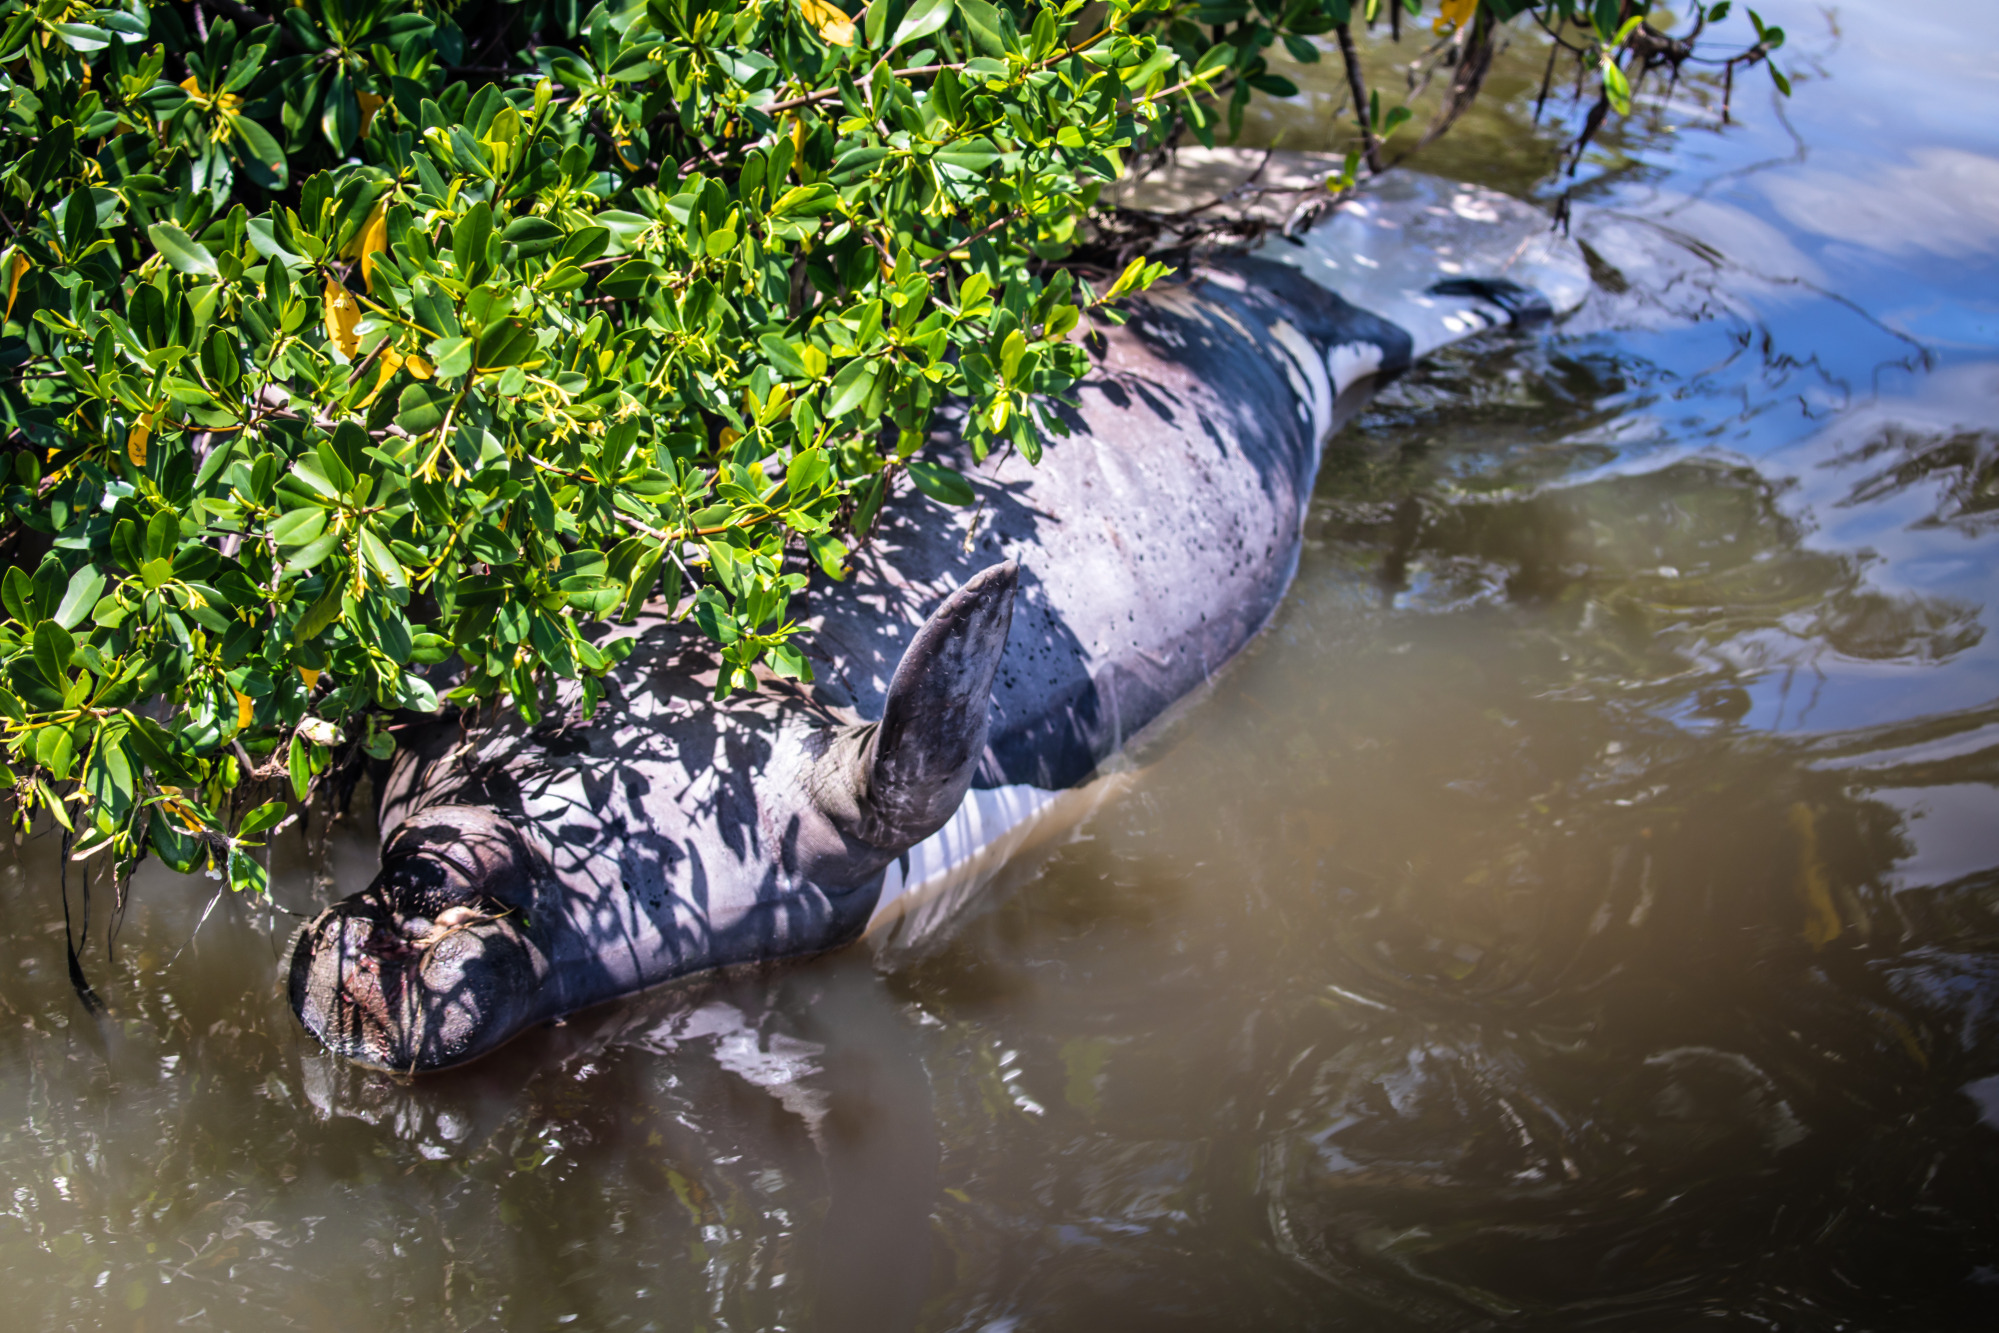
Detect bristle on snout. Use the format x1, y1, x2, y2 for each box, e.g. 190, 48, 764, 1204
288, 872, 542, 1072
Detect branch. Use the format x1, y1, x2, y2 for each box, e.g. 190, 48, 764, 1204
1417, 9, 1496, 151
763, 63, 953, 115
1334, 23, 1382, 176
924, 209, 1020, 274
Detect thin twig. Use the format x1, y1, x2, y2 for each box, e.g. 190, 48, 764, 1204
924, 210, 1020, 273
1334, 23, 1382, 175
763, 63, 953, 115
1533, 37, 1559, 124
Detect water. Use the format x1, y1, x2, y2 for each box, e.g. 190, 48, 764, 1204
7, 4, 1999, 1327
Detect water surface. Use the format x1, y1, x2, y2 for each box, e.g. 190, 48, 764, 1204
6, 4, 1999, 1328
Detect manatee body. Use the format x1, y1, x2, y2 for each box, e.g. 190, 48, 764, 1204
291, 176, 1586, 1071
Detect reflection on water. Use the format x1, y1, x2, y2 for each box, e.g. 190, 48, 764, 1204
1838, 423, 1999, 535
6, 2, 1999, 1328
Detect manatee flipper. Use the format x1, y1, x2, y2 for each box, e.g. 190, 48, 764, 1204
812, 560, 1017, 853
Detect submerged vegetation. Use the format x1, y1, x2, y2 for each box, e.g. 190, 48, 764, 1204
0, 0, 1780, 895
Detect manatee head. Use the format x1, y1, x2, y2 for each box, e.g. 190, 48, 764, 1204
289, 807, 549, 1072
290, 561, 1019, 1072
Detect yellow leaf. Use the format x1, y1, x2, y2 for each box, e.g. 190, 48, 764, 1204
799, 0, 854, 47
180, 73, 202, 98
343, 200, 390, 294
481, 106, 522, 174
1435, 0, 1477, 32
3, 249, 28, 323
127, 410, 154, 468
299, 667, 320, 691
322, 277, 361, 360
235, 690, 254, 731
359, 346, 404, 408
357, 90, 385, 138
718, 427, 742, 452
404, 354, 434, 380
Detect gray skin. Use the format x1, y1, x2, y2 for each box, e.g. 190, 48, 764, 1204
290, 252, 1546, 1072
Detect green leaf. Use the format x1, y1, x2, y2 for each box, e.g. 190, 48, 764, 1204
830, 146, 893, 184
148, 807, 204, 874
454, 201, 494, 277
6, 659, 62, 711
145, 511, 178, 563
1248, 73, 1300, 98
934, 141, 1001, 172
283, 529, 342, 577
359, 527, 406, 589
271, 507, 328, 550
1194, 43, 1235, 79
237, 799, 287, 840
289, 734, 310, 802
806, 531, 848, 580
906, 459, 975, 505
228, 848, 269, 895
396, 674, 439, 713
24, 555, 62, 622
1, 566, 34, 624
826, 358, 878, 417
53, 23, 111, 52
229, 115, 289, 189
1602, 59, 1632, 115
195, 435, 238, 490
501, 217, 565, 255
426, 337, 475, 381
85, 728, 134, 811
32, 621, 74, 691
377, 607, 413, 663
35, 722, 75, 780
759, 333, 811, 379
892, 0, 955, 48
396, 382, 457, 433
148, 223, 218, 278
1000, 329, 1027, 381
598, 259, 663, 300
958, 0, 1008, 55
766, 641, 813, 681
770, 184, 841, 218
293, 579, 343, 639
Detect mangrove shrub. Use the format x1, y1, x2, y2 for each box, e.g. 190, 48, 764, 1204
0, 0, 1780, 888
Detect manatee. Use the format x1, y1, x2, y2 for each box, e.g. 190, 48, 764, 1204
290, 172, 1587, 1071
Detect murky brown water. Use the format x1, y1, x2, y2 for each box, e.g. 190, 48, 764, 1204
7, 4, 1999, 1329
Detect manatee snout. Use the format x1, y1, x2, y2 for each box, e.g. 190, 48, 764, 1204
289, 869, 543, 1072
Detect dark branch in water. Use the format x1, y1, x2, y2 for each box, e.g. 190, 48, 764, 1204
59, 831, 104, 1017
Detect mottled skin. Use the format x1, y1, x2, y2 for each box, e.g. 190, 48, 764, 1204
809, 256, 1411, 790
292, 563, 1017, 1071
291, 248, 1534, 1072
